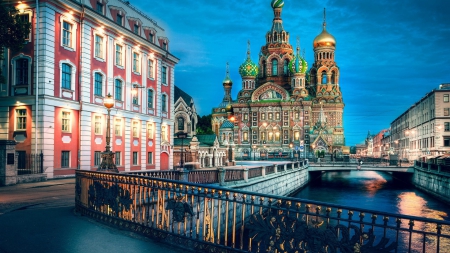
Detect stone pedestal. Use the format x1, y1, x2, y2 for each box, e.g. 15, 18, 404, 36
0, 140, 17, 186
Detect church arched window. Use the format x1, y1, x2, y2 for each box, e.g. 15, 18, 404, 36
273, 32, 278, 42
262, 61, 266, 77
321, 70, 327, 84
272, 59, 278, 76
283, 59, 289, 75
177, 117, 184, 130
331, 71, 336, 84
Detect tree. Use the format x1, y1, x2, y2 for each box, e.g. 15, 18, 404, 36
196, 114, 214, 135
0, 4, 31, 83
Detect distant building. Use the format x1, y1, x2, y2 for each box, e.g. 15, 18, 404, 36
212, 1, 345, 160
391, 83, 450, 161
0, 0, 178, 178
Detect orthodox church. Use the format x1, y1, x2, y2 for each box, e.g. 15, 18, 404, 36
212, 0, 345, 159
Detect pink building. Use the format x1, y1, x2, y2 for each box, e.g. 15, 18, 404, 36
0, 0, 178, 178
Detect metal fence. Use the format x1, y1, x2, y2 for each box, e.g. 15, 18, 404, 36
17, 152, 43, 175
76, 170, 450, 253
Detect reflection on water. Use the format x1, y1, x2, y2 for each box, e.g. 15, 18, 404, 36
293, 171, 450, 251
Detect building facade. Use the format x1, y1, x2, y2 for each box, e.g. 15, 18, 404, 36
212, 1, 345, 159
391, 84, 450, 161
0, 0, 178, 178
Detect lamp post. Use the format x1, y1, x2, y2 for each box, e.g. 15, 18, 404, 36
177, 131, 187, 170
97, 93, 118, 172
289, 142, 293, 161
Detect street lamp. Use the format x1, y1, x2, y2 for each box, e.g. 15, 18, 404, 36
289, 142, 293, 161
177, 131, 187, 169
97, 93, 118, 172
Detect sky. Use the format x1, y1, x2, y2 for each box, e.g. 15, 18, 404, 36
133, 0, 450, 146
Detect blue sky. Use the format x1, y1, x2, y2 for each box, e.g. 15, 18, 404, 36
134, 0, 450, 146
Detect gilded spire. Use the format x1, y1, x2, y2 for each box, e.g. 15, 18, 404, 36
247, 40, 251, 59
323, 8, 326, 28
296, 36, 300, 55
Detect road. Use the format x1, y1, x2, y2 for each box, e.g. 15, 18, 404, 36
0, 178, 185, 253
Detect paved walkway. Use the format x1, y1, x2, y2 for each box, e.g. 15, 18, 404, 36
0, 178, 185, 253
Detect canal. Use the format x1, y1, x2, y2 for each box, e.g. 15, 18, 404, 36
292, 170, 450, 251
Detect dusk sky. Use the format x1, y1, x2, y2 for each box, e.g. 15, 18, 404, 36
134, 0, 450, 146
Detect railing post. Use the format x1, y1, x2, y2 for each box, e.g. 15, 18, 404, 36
273, 164, 278, 174
243, 167, 249, 182
262, 166, 266, 177
218, 167, 226, 186
179, 169, 189, 182
284, 164, 287, 171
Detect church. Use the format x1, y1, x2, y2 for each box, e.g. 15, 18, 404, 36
212, 0, 345, 160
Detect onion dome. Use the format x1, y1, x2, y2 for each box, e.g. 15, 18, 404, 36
271, 0, 284, 8
313, 8, 336, 48
239, 41, 258, 77
289, 44, 308, 74
223, 63, 233, 86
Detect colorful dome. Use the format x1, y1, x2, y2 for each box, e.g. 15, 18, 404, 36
313, 26, 336, 48
289, 53, 308, 74
239, 58, 258, 77
223, 76, 232, 85
271, 0, 284, 8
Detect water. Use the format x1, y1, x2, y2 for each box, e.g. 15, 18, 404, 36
292, 170, 450, 252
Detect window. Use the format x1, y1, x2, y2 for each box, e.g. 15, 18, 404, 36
162, 66, 167, 84
321, 71, 327, 84
94, 35, 104, 59
61, 151, 70, 168
148, 59, 154, 78
275, 132, 280, 141
114, 119, 122, 136
444, 137, 450, 147
243, 113, 248, 121
162, 94, 167, 112
331, 71, 336, 84
268, 132, 273, 141
62, 21, 72, 47
268, 113, 273, 120
178, 117, 184, 130
116, 14, 123, 26
134, 24, 139, 35
19, 14, 31, 40
148, 123, 153, 139
148, 152, 153, 164
94, 73, 103, 96
261, 132, 266, 141
62, 63, 72, 89
15, 59, 29, 85
294, 131, 300, 140
445, 108, 450, 116
133, 151, 138, 165
132, 121, 138, 137
445, 122, 450, 131
161, 126, 166, 141
94, 116, 102, 134
147, 89, 154, 108
115, 44, 123, 66
261, 113, 266, 120
283, 60, 288, 75
16, 109, 26, 130
115, 151, 121, 165
96, 2, 103, 14
62, 111, 70, 132
271, 59, 278, 76
149, 33, 154, 43
132, 92, 139, 105
445, 94, 449, 103
115, 79, 122, 101
243, 132, 248, 141
163, 42, 167, 50
94, 151, 101, 166
275, 113, 280, 120
133, 52, 140, 73
295, 112, 299, 119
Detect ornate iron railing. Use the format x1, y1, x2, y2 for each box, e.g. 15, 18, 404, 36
76, 170, 450, 253
248, 167, 262, 179
188, 169, 218, 184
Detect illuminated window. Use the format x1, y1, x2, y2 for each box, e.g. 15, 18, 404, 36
115, 44, 123, 66
115, 79, 122, 101
62, 21, 72, 47
148, 123, 153, 139
94, 116, 102, 134
94, 151, 101, 166
295, 112, 299, 119
132, 121, 138, 137
444, 94, 449, 103
115, 151, 121, 165
161, 126, 166, 141
133, 52, 140, 73
16, 109, 27, 130
268, 113, 273, 120
275, 113, 280, 120
148, 59, 154, 78
243, 113, 248, 121
114, 119, 122, 136
62, 111, 71, 132
294, 131, 300, 140
271, 59, 278, 76
95, 35, 104, 59
275, 131, 280, 141
243, 132, 248, 141
261, 132, 266, 141
261, 113, 266, 120
268, 132, 273, 141
61, 151, 70, 168
94, 73, 103, 96
445, 108, 450, 116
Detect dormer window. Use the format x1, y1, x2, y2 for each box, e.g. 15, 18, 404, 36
96, 2, 103, 14
163, 42, 167, 50
149, 33, 154, 43
133, 24, 139, 35
116, 14, 123, 26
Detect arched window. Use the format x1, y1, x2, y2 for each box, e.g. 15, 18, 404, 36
94, 73, 103, 96
321, 70, 327, 84
177, 117, 184, 130
62, 63, 72, 89
262, 61, 266, 77
331, 71, 336, 84
283, 59, 289, 75
272, 59, 278, 76
273, 32, 277, 42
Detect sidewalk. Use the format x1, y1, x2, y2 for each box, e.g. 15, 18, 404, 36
0, 178, 186, 253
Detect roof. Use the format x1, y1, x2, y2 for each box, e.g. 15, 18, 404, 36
173, 137, 192, 146
220, 120, 234, 129
175, 86, 193, 105
196, 135, 218, 146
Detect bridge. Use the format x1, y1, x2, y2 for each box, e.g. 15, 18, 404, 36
76, 161, 450, 252
307, 162, 415, 173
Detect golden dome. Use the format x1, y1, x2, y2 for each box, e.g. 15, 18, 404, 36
313, 25, 336, 48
